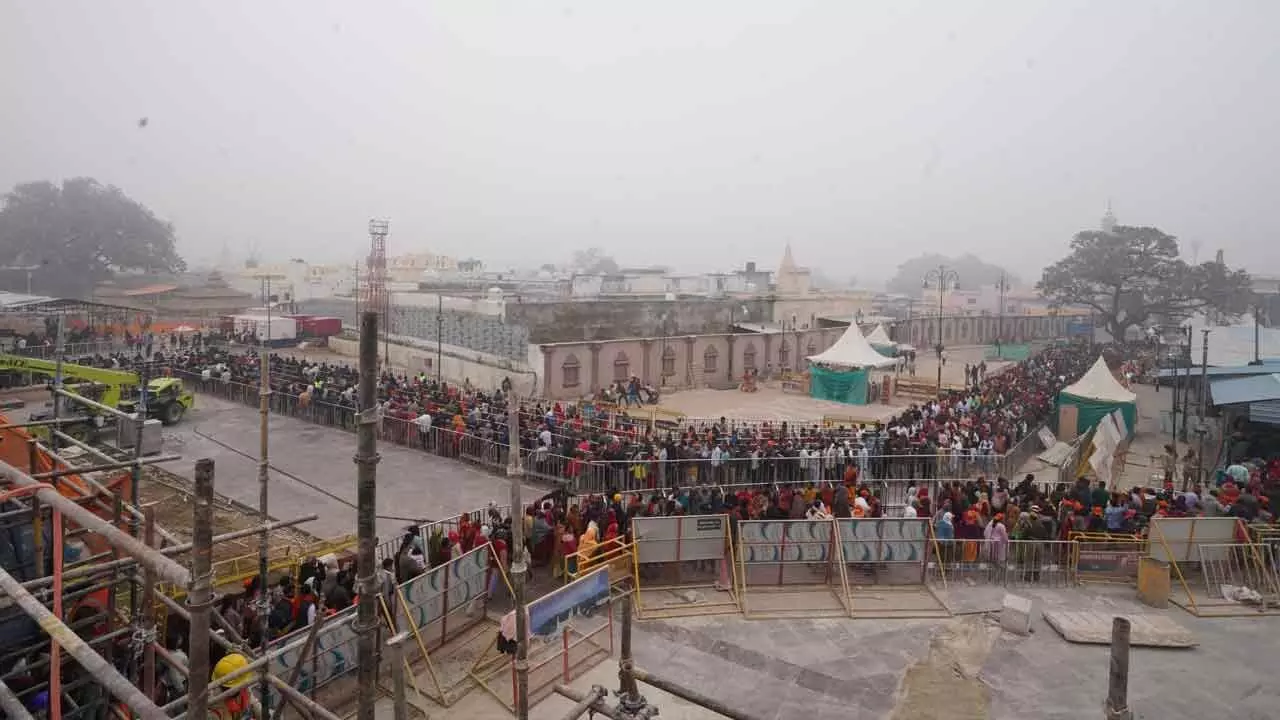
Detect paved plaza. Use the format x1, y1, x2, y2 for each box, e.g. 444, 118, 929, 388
155, 393, 547, 541
415, 583, 1280, 720
656, 345, 1012, 424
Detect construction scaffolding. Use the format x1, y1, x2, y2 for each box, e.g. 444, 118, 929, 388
0, 310, 360, 719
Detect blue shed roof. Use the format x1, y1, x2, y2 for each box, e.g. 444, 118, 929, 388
1210, 373, 1280, 406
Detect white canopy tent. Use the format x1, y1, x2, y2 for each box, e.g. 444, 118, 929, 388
865, 324, 894, 347
807, 318, 899, 369
1061, 356, 1138, 403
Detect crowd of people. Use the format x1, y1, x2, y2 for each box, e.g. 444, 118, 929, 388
57, 337, 1108, 496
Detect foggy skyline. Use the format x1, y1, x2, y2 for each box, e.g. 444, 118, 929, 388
3, 1, 1278, 282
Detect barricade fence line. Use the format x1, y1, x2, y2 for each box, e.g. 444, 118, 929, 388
170, 369, 1013, 490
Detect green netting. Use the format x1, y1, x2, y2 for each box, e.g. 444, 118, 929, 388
1057, 392, 1137, 436
809, 365, 869, 405
985, 344, 1031, 361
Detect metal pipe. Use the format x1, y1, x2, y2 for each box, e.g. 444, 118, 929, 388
0, 680, 36, 720
557, 685, 608, 720
20, 514, 318, 592
256, 329, 274, 720
142, 506, 158, 703
509, 397, 530, 720
618, 595, 639, 701
552, 685, 626, 720
31, 454, 182, 480
152, 591, 242, 655
387, 632, 409, 720
355, 311, 381, 720
0, 459, 191, 585
53, 386, 138, 421
269, 675, 345, 720
633, 666, 762, 720
0, 564, 170, 720
39, 435, 183, 546
187, 458, 214, 720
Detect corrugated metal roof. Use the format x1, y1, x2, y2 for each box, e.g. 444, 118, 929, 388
121, 284, 180, 297
1210, 373, 1280, 406
1158, 363, 1280, 378
0, 291, 61, 309
1249, 399, 1280, 425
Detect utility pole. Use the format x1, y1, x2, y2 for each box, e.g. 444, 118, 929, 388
995, 272, 1009, 358
1196, 328, 1210, 488
1179, 326, 1191, 443
256, 275, 273, 719
436, 293, 444, 382
507, 397, 530, 720
355, 311, 382, 720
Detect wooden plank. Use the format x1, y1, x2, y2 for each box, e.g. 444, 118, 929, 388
1043, 610, 1197, 648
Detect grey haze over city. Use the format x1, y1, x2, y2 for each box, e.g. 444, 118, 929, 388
3, 1, 1278, 283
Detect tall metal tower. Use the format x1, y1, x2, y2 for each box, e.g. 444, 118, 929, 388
365, 219, 391, 364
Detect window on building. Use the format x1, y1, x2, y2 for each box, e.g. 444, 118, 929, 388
703, 346, 718, 373
743, 343, 757, 371
807, 340, 817, 356
661, 346, 677, 376
778, 341, 790, 369
613, 351, 630, 381
562, 354, 580, 388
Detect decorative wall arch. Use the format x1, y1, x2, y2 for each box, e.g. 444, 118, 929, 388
743, 342, 758, 371
703, 346, 719, 373
661, 345, 677, 376
562, 353, 581, 388
613, 351, 630, 381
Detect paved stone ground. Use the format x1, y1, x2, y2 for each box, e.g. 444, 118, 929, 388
402, 583, 1280, 720
156, 393, 548, 542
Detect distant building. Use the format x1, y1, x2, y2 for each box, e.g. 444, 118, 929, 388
93, 272, 254, 323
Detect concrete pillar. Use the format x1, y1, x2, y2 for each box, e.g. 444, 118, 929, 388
589, 343, 602, 393
726, 334, 736, 381
540, 346, 553, 398
683, 336, 696, 386
762, 334, 773, 374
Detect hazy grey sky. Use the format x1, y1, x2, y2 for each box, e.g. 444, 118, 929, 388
3, 1, 1277, 283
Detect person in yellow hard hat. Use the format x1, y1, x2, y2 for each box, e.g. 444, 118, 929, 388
209, 653, 252, 720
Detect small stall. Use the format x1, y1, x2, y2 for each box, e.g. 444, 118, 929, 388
806, 318, 899, 405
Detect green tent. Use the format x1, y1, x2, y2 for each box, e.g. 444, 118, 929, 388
806, 317, 898, 405
1057, 356, 1138, 436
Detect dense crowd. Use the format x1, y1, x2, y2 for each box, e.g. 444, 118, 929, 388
65, 338, 1109, 492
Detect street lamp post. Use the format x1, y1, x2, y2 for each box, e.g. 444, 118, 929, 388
923, 265, 959, 393
995, 272, 1009, 358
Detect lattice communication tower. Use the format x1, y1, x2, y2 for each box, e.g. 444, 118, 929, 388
364, 219, 390, 335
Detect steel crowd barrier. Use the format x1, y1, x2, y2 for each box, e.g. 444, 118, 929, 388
927, 539, 1078, 589
170, 370, 1013, 502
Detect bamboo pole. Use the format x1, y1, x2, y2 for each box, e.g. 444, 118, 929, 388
187, 459, 215, 720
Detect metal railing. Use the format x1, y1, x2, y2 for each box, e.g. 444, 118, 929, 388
928, 539, 1078, 589
170, 370, 1013, 503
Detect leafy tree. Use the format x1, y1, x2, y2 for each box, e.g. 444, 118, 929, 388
886, 253, 1015, 295
0, 178, 185, 297
571, 247, 619, 274
1037, 225, 1253, 339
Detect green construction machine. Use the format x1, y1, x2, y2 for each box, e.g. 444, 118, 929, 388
0, 355, 195, 439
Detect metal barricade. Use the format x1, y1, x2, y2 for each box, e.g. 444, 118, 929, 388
928, 539, 1078, 589
1069, 532, 1147, 584
735, 519, 849, 618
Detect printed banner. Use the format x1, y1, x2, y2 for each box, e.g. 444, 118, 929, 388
633, 515, 728, 564
738, 520, 835, 564
837, 518, 928, 563
398, 544, 491, 632
526, 567, 610, 641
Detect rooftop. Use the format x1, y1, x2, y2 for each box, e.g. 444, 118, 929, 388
1209, 372, 1280, 406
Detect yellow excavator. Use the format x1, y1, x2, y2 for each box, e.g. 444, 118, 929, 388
0, 355, 195, 439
